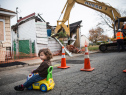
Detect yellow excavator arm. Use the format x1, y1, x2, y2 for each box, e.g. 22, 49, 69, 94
54, 0, 121, 37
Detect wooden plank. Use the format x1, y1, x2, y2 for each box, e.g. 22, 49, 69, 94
36, 22, 46, 26
36, 33, 47, 37
36, 38, 48, 44
36, 22, 46, 29
48, 48, 61, 52
36, 31, 47, 34
48, 40, 57, 44
37, 41, 48, 44
48, 44, 61, 47
37, 44, 48, 50
37, 38, 48, 41
37, 44, 48, 47
36, 28, 47, 31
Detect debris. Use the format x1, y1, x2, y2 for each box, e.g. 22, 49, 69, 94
66, 45, 83, 53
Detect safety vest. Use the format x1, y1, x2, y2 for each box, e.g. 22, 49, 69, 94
124, 24, 126, 29
116, 32, 124, 40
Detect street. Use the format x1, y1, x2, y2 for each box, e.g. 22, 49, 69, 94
0, 52, 126, 95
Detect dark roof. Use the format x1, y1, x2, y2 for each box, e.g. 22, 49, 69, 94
69, 20, 82, 32
0, 8, 16, 14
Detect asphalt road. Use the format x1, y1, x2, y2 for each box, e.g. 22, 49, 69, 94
0, 52, 126, 95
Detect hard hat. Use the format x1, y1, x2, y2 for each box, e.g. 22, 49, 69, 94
118, 29, 121, 31
124, 22, 126, 25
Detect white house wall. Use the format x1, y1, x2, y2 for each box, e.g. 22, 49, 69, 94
36, 37, 61, 55
81, 35, 89, 47
18, 19, 36, 42
48, 37, 61, 53
12, 20, 62, 56
36, 38, 48, 44
35, 21, 48, 44
11, 30, 17, 41
35, 21, 48, 54
36, 22, 47, 37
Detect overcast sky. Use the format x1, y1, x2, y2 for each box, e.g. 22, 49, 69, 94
1, 0, 126, 38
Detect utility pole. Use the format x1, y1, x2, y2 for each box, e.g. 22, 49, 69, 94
16, 7, 19, 38
16, 7, 19, 58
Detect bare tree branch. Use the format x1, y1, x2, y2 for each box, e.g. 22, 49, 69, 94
99, 13, 113, 29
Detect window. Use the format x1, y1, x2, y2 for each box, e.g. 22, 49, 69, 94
0, 19, 5, 41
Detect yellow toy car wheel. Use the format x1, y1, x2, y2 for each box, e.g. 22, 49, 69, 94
40, 84, 47, 92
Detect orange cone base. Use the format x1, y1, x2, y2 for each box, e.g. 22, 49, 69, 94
123, 69, 126, 72
80, 68, 94, 71
57, 66, 70, 69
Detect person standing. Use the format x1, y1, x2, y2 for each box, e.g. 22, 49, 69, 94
121, 22, 126, 34
116, 29, 125, 52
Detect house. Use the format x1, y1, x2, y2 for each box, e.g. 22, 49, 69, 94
11, 13, 61, 58
81, 35, 89, 47
0, 8, 16, 61
69, 20, 82, 48
68, 21, 90, 48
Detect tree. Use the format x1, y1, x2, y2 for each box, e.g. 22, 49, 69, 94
96, 9, 126, 32
99, 35, 109, 41
89, 27, 104, 43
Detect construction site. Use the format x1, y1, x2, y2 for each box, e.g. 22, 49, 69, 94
0, 0, 126, 95
0, 0, 126, 64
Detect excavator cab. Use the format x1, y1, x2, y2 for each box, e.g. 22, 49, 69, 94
114, 17, 126, 37
99, 17, 126, 52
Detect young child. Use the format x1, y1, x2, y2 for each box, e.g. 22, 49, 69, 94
14, 48, 53, 91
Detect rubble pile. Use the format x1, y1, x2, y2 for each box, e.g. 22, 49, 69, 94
66, 45, 84, 53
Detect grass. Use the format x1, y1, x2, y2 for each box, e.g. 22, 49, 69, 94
82, 45, 99, 51
88, 45, 99, 51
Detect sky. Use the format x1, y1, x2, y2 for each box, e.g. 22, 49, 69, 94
0, 0, 126, 38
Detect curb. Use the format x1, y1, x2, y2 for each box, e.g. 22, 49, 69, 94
0, 51, 99, 71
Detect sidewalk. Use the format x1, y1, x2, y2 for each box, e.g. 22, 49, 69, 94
0, 51, 99, 71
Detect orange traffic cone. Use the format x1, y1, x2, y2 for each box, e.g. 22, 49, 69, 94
57, 46, 70, 69
123, 69, 126, 72
80, 45, 94, 71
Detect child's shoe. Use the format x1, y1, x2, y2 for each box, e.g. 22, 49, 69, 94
14, 84, 24, 91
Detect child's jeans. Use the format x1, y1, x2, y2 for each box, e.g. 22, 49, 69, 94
23, 74, 46, 88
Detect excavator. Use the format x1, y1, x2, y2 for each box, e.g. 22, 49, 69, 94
53, 0, 126, 52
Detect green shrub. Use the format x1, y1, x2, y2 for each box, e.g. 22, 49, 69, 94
58, 31, 67, 38
96, 42, 101, 45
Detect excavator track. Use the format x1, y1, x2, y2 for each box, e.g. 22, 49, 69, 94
99, 39, 126, 52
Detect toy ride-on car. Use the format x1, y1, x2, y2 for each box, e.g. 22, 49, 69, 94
27, 66, 55, 92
